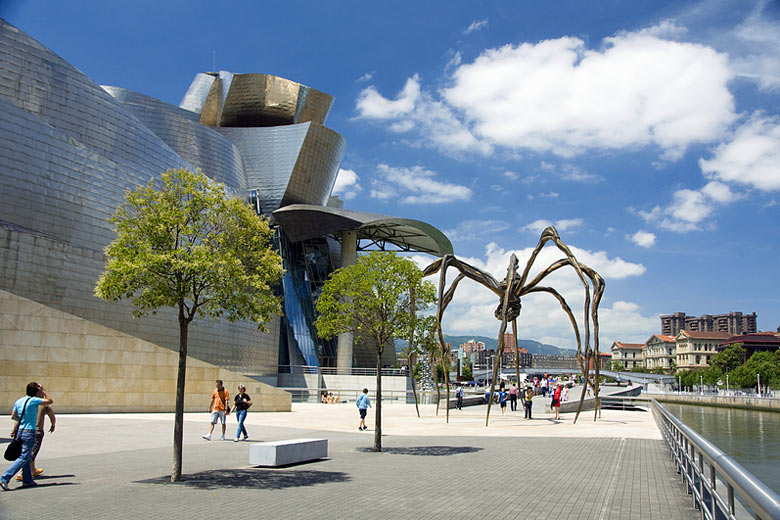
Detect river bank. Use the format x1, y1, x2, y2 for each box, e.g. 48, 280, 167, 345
647, 392, 780, 413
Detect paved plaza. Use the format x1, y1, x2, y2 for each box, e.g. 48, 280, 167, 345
0, 402, 697, 519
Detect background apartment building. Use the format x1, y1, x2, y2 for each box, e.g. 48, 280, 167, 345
644, 334, 676, 370
674, 331, 731, 371
661, 312, 757, 336
610, 342, 645, 369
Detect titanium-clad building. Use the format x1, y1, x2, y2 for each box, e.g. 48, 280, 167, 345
0, 19, 451, 409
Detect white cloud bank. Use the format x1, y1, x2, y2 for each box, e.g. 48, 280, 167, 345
369, 164, 472, 204
355, 24, 736, 159
522, 218, 583, 234
700, 113, 780, 192
331, 169, 362, 200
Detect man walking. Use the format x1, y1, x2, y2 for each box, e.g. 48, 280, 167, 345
523, 385, 534, 419
1, 382, 53, 490
455, 385, 464, 410
202, 380, 230, 441
356, 388, 371, 431
509, 384, 518, 411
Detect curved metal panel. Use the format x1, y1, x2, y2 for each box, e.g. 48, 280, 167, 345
0, 19, 279, 377
217, 123, 311, 212
282, 123, 346, 207
105, 86, 247, 192
178, 72, 217, 115
272, 204, 454, 257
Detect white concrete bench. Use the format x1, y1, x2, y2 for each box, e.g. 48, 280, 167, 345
249, 438, 328, 467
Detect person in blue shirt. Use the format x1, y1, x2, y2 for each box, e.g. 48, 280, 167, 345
497, 388, 509, 415
355, 388, 371, 431
1, 382, 54, 490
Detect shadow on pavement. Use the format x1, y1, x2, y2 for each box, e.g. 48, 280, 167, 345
135, 468, 351, 490
355, 446, 483, 456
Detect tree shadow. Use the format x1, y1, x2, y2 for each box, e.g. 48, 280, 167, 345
355, 446, 483, 456
135, 468, 351, 490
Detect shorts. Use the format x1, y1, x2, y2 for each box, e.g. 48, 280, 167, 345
359, 408, 367, 419
500, 402, 507, 408
210, 410, 226, 424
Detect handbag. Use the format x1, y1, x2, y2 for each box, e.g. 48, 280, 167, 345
4, 397, 31, 461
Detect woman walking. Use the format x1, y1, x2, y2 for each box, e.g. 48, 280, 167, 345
551, 383, 562, 420
233, 385, 252, 442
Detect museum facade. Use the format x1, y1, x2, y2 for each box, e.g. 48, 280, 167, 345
0, 19, 450, 411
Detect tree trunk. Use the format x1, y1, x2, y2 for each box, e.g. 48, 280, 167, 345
432, 353, 441, 416
409, 353, 420, 418
171, 315, 189, 482
374, 346, 382, 452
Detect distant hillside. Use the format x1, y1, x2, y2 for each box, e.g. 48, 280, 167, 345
395, 334, 576, 357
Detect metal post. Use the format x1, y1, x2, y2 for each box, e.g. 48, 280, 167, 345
700, 374, 703, 395
726, 373, 729, 394
757, 373, 761, 397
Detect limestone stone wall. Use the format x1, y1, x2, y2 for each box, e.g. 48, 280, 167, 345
0, 290, 291, 413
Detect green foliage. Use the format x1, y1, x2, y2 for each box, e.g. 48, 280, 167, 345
730, 350, 780, 388
314, 251, 436, 351
610, 360, 625, 372
461, 361, 473, 381
95, 168, 283, 326
630, 366, 650, 373
710, 344, 746, 373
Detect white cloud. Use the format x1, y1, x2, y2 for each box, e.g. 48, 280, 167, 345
503, 170, 518, 180
464, 19, 488, 35
370, 164, 472, 204
442, 26, 735, 157
729, 1, 780, 92
522, 218, 583, 234
355, 24, 736, 160
356, 72, 374, 83
699, 113, 780, 191
355, 74, 421, 119
420, 242, 648, 349
331, 169, 362, 200
636, 181, 741, 232
443, 220, 511, 241
628, 230, 656, 248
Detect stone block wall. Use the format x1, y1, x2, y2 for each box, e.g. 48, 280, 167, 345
0, 290, 291, 413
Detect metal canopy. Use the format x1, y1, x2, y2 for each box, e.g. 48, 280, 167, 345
272, 204, 453, 257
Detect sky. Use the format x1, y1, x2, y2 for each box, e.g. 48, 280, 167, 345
2, 0, 779, 350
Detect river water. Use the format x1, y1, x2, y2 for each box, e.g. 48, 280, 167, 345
665, 403, 780, 496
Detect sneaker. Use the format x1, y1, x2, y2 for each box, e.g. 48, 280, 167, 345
233, 438, 239, 442
220, 435, 225, 441
0, 480, 9, 491
202, 434, 211, 441
21, 481, 38, 488
242, 436, 249, 441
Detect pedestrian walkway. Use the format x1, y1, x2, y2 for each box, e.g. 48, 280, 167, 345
0, 404, 696, 519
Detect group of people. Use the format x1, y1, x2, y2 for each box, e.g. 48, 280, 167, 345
321, 391, 340, 404
1, 382, 56, 491
474, 376, 574, 421
201, 380, 253, 442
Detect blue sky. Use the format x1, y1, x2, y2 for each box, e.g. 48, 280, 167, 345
3, 0, 779, 349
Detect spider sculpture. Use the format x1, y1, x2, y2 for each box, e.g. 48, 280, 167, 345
423, 226, 605, 425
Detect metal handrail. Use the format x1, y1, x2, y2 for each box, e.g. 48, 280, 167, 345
277, 365, 408, 377
652, 399, 780, 520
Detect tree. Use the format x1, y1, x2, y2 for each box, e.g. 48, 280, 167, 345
610, 360, 625, 372
95, 168, 283, 481
314, 251, 436, 451
462, 360, 473, 381
711, 344, 746, 373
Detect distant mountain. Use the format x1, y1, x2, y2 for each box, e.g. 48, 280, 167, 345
395, 334, 576, 357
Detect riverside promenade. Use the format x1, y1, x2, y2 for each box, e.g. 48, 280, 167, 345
0, 403, 696, 519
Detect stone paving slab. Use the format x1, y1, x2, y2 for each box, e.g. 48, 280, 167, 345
0, 406, 696, 519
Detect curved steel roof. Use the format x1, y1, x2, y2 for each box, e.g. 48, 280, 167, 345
272, 204, 453, 257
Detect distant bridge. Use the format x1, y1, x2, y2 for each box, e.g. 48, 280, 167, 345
464, 368, 675, 385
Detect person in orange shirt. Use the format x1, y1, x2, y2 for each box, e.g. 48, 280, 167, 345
202, 380, 230, 441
